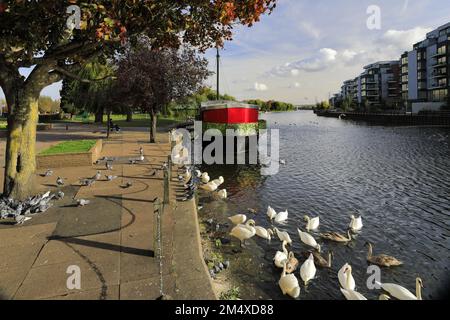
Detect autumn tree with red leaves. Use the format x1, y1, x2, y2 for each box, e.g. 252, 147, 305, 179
0, 0, 276, 199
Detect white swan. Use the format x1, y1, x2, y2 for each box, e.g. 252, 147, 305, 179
279, 262, 301, 299
340, 288, 367, 300
338, 263, 355, 291
304, 215, 320, 231
200, 181, 218, 192
201, 172, 210, 184
228, 214, 246, 225
375, 277, 423, 300
229, 220, 256, 247
297, 229, 320, 252
267, 206, 277, 220
379, 294, 391, 300
273, 241, 288, 268
300, 253, 316, 285
255, 226, 273, 240
349, 215, 363, 232
273, 227, 292, 245
211, 176, 224, 187
217, 189, 227, 200
274, 210, 288, 223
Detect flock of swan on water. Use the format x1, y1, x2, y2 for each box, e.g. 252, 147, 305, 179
171, 130, 424, 301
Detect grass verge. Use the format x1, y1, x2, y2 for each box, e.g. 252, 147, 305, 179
39, 139, 97, 155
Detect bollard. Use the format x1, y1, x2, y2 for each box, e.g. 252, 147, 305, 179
163, 169, 169, 205
167, 155, 172, 180
153, 198, 164, 297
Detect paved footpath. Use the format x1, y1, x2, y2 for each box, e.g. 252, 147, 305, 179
0, 128, 215, 300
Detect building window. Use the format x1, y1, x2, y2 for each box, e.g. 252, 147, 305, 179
431, 89, 448, 101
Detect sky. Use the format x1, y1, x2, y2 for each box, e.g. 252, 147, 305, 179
2, 0, 450, 105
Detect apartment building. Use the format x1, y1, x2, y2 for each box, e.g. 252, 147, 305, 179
335, 22, 450, 113
401, 22, 450, 112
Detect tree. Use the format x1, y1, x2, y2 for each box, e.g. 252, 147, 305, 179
38, 96, 60, 114
116, 45, 211, 143
0, 0, 276, 199
62, 58, 116, 123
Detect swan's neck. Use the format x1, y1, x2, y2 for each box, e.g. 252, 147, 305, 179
347, 231, 352, 241
416, 280, 422, 300
345, 268, 352, 288
282, 242, 288, 255
327, 252, 332, 268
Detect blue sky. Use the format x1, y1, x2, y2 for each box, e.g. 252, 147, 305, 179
2, 0, 450, 105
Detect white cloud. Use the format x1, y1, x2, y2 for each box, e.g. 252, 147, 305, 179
379, 27, 432, 52
254, 82, 269, 91
299, 21, 321, 39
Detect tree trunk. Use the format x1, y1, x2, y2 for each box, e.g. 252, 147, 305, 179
126, 109, 133, 122
106, 110, 111, 139
150, 110, 157, 143
3, 93, 40, 199
94, 103, 103, 123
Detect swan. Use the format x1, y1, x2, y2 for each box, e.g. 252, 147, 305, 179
286, 252, 299, 274
274, 241, 288, 268
254, 226, 273, 240
200, 181, 218, 192
349, 215, 363, 232
300, 253, 316, 285
267, 206, 277, 220
228, 214, 246, 225
201, 172, 210, 184
273, 227, 292, 245
211, 176, 224, 187
304, 215, 320, 231
379, 294, 391, 300
274, 210, 288, 223
217, 189, 228, 200
338, 263, 355, 291
340, 288, 367, 301
365, 242, 403, 267
375, 277, 423, 300
302, 250, 332, 268
298, 229, 321, 252
230, 220, 256, 247
320, 230, 352, 243
279, 262, 301, 299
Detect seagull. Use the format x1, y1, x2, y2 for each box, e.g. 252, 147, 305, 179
76, 199, 90, 207
56, 177, 64, 186
106, 175, 118, 181
138, 155, 145, 162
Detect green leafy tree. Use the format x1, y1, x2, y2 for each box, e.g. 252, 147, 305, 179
0, 0, 276, 198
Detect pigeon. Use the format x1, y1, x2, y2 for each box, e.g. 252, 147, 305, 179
80, 179, 95, 187
41, 169, 53, 177
129, 160, 137, 165
280, 159, 286, 165
149, 170, 156, 177
106, 175, 118, 181
56, 177, 64, 186
54, 191, 65, 200
76, 199, 90, 207
179, 190, 195, 202
138, 155, 145, 162
106, 162, 113, 170
139, 147, 144, 155
123, 182, 133, 188
93, 171, 101, 181
15, 215, 32, 225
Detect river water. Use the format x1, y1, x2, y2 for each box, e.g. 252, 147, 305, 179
197, 110, 450, 300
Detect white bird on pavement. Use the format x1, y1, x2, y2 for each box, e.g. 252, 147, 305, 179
76, 199, 90, 207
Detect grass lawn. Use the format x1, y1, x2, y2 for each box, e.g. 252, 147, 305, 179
39, 140, 97, 155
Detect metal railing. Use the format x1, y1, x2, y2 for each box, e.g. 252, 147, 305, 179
153, 198, 164, 298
